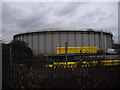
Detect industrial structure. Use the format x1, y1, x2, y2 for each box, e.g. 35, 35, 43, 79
13, 29, 113, 56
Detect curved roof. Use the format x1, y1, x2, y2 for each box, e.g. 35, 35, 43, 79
13, 29, 113, 37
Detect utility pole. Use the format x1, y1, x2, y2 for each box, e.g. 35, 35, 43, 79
65, 42, 68, 88
65, 42, 68, 68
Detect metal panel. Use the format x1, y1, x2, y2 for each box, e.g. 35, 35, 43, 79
68, 32, 75, 47
100, 32, 104, 50
83, 32, 89, 47
31, 33, 33, 50
36, 33, 40, 55
109, 35, 112, 48
22, 35, 24, 42
102, 34, 106, 50
106, 34, 112, 48
46, 32, 52, 55
76, 32, 82, 47
89, 32, 94, 47
104, 34, 107, 50
33, 33, 38, 55
94, 32, 96, 46
81, 32, 83, 47
94, 33, 100, 47
59, 32, 61, 47
22, 35, 27, 43
44, 32, 46, 54
51, 32, 54, 55
61, 32, 67, 46
19, 36, 22, 41
26, 34, 28, 45
23, 35, 29, 47
37, 33, 40, 55
17, 36, 19, 40
39, 33, 45, 54
74, 32, 77, 47
106, 34, 109, 48
27, 34, 32, 49
53, 32, 59, 54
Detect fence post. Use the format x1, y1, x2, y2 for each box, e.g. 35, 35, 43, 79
65, 42, 68, 68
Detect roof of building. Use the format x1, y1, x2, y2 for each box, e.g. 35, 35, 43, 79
14, 29, 113, 37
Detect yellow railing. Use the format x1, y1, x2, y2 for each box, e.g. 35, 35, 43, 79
56, 47, 100, 54
46, 60, 120, 68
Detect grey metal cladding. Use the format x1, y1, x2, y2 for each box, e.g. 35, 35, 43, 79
68, 32, 75, 47
90, 32, 95, 46
46, 32, 52, 55
60, 31, 67, 47
76, 32, 82, 47
83, 32, 89, 47
39, 33, 45, 54
27, 34, 32, 49
33, 33, 38, 54
13, 30, 113, 55
53, 32, 59, 54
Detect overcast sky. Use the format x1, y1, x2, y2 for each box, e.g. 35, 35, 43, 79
2, 2, 118, 43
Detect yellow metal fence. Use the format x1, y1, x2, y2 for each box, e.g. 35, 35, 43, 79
56, 47, 100, 54
46, 60, 120, 68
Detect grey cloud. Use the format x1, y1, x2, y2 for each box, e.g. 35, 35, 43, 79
53, 2, 87, 16
2, 3, 22, 24
81, 9, 106, 19
75, 9, 115, 29
17, 14, 46, 29
2, 2, 118, 43
98, 13, 114, 21
2, 2, 50, 32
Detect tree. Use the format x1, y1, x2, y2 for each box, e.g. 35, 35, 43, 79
10, 40, 34, 63
2, 43, 10, 64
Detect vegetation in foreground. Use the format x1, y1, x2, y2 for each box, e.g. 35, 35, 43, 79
2, 40, 120, 88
